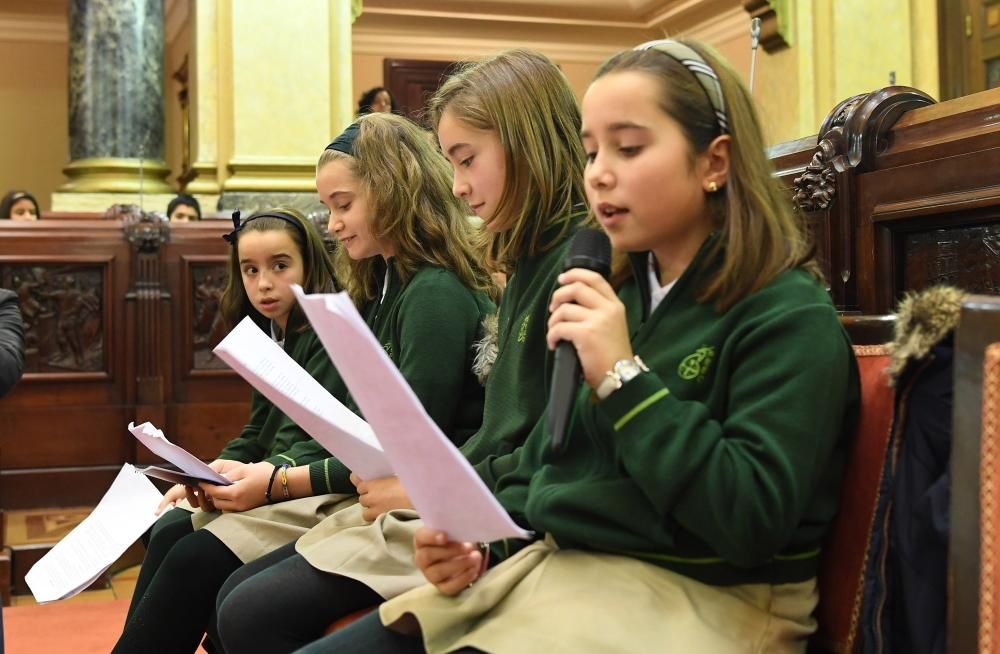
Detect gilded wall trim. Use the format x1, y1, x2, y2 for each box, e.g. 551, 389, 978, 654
352, 31, 627, 64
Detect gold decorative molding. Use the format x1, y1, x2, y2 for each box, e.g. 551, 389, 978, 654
179, 162, 221, 194
59, 158, 173, 194
742, 0, 791, 51
352, 30, 627, 64
50, 192, 178, 213
678, 6, 747, 45
224, 159, 319, 193
360, 5, 642, 29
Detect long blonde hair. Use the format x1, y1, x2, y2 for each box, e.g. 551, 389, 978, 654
596, 41, 821, 311
427, 49, 589, 274
317, 113, 499, 305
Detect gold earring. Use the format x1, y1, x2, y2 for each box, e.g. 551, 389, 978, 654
708, 181, 718, 193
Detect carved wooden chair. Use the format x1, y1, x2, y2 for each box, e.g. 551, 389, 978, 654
948, 296, 1000, 653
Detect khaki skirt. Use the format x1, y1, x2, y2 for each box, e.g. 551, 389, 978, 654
296, 505, 428, 599
380, 537, 819, 654
181, 493, 358, 563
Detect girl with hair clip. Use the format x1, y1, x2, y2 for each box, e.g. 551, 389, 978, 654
117, 112, 499, 654
301, 40, 861, 654
115, 207, 344, 653
213, 49, 591, 654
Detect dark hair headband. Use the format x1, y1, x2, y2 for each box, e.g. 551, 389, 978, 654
325, 121, 361, 155
222, 209, 308, 245
635, 39, 729, 134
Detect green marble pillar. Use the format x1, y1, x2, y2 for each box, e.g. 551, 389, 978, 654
61, 0, 171, 193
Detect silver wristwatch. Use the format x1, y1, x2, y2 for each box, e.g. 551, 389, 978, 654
595, 355, 649, 400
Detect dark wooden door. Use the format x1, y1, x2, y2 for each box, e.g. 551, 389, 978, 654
383, 58, 462, 126
939, 0, 1000, 99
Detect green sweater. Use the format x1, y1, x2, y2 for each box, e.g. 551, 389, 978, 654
217, 322, 347, 466
489, 241, 860, 586
306, 261, 496, 495
463, 214, 587, 481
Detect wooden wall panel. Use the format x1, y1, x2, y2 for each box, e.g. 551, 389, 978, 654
0, 217, 252, 509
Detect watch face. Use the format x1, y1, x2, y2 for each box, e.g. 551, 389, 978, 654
614, 359, 641, 382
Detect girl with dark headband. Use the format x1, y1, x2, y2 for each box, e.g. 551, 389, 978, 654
114, 208, 347, 652
305, 39, 859, 654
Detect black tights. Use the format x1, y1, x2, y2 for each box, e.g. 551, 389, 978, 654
215, 542, 383, 654
291, 611, 484, 654
126, 507, 194, 621
113, 527, 242, 654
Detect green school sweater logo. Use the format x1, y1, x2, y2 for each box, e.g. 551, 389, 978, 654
678, 345, 714, 382
383, 341, 393, 357
517, 314, 530, 343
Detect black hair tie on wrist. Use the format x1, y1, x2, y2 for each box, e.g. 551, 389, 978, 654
265, 464, 281, 504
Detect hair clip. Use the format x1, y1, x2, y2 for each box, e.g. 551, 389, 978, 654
222, 209, 242, 244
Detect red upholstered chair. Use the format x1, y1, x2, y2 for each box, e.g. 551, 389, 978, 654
810, 316, 896, 652
323, 607, 375, 636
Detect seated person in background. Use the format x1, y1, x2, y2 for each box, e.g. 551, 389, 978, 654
0, 287, 24, 397
0, 190, 40, 221
167, 194, 201, 222
357, 86, 395, 116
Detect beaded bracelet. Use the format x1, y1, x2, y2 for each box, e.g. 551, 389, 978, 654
265, 464, 281, 504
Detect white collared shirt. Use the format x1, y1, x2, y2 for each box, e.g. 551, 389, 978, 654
648, 253, 677, 314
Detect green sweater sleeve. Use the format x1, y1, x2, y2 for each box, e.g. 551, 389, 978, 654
217, 389, 270, 462
308, 270, 488, 493
597, 303, 856, 568
393, 271, 482, 444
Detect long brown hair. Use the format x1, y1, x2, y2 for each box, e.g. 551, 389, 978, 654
427, 49, 590, 274
595, 41, 821, 311
317, 113, 499, 305
219, 208, 337, 332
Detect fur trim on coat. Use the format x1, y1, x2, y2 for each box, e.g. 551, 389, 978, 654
472, 313, 498, 384
887, 285, 966, 384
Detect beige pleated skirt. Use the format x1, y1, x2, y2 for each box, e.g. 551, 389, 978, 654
295, 505, 428, 599
380, 537, 819, 654
180, 493, 358, 563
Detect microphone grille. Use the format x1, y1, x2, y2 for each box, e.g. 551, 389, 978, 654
565, 228, 612, 276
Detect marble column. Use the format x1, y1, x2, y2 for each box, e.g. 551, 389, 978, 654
60, 0, 172, 194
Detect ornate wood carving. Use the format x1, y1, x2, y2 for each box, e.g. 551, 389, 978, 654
903, 224, 1000, 295
742, 0, 790, 52
191, 263, 228, 370
792, 88, 936, 213
0, 264, 104, 373
122, 206, 170, 404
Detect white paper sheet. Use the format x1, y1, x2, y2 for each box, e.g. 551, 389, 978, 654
294, 285, 531, 543
212, 317, 392, 480
24, 464, 163, 603
128, 421, 232, 485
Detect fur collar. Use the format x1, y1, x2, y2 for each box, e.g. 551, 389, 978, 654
887, 285, 966, 384
472, 313, 499, 384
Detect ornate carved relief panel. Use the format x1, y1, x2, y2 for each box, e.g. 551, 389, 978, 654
0, 263, 105, 374
189, 262, 229, 371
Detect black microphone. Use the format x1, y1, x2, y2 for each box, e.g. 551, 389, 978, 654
548, 228, 612, 452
